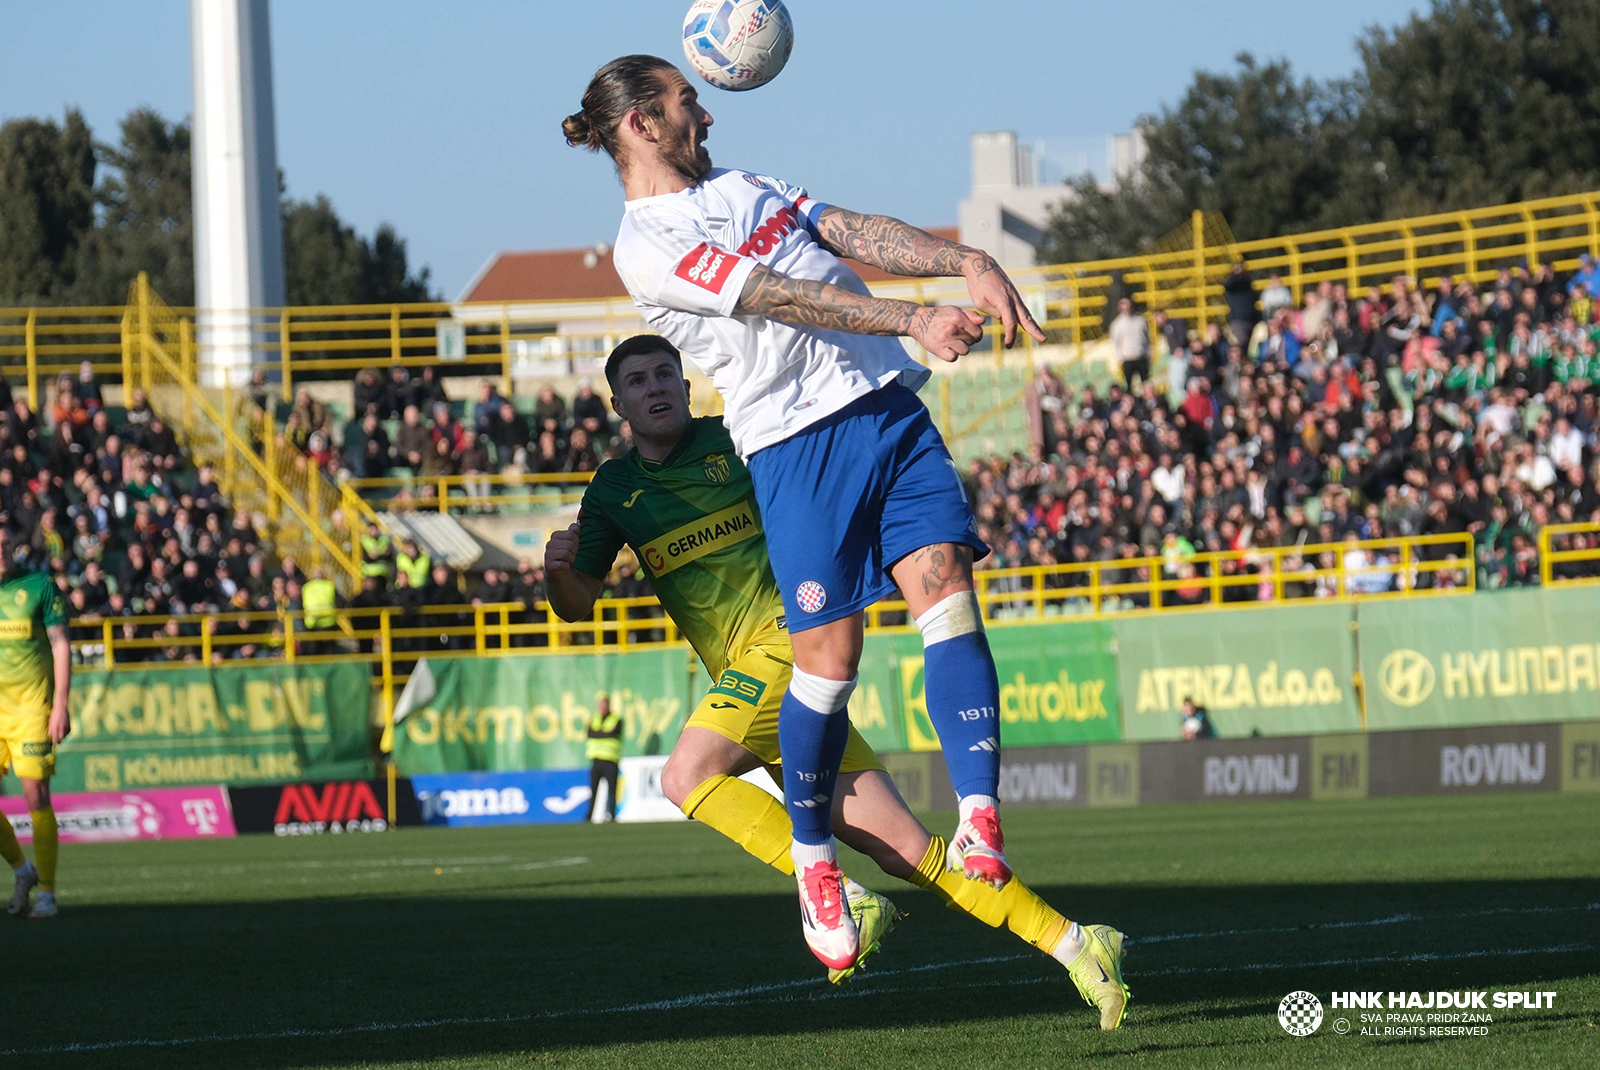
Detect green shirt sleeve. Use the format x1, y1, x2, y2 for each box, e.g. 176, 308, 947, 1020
39, 574, 66, 628
572, 478, 627, 581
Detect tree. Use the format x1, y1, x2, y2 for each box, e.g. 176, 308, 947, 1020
1040, 0, 1600, 265
0, 110, 96, 303
2, 106, 434, 307
73, 108, 195, 305
282, 195, 433, 306
1346, 0, 1600, 217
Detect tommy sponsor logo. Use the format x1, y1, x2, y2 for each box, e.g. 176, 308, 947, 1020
674, 242, 740, 294
736, 204, 804, 257
638, 503, 761, 577
796, 580, 827, 613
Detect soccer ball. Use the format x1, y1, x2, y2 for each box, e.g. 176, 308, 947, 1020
681, 0, 794, 92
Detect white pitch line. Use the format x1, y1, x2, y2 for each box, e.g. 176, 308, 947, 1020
1140, 941, 1597, 977
2, 909, 1590, 1058
1138, 901, 1599, 945
61, 856, 591, 898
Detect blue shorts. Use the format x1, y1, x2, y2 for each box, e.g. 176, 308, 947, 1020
747, 384, 988, 632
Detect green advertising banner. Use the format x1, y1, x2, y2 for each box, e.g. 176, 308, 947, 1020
7, 663, 374, 793
1359, 588, 1600, 730
1114, 605, 1360, 740
865, 620, 1121, 753
393, 619, 1119, 773
393, 649, 698, 772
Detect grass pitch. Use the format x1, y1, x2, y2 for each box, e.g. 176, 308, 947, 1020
5, 794, 1596, 1069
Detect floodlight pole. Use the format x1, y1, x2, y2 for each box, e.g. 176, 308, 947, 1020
191, 0, 286, 387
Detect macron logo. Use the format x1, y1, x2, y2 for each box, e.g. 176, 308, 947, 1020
675, 242, 739, 294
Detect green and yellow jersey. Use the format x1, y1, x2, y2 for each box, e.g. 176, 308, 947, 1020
574, 417, 787, 680
0, 569, 67, 715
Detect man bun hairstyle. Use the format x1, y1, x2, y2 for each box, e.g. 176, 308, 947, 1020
562, 54, 679, 161
605, 335, 682, 391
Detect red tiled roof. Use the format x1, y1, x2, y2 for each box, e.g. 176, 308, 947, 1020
460, 226, 960, 303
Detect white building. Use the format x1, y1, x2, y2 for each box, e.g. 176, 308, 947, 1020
958, 129, 1146, 270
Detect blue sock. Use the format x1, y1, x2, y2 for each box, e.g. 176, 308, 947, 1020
923, 631, 1001, 799
777, 684, 851, 846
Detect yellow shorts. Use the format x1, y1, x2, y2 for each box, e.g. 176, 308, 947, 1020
686, 646, 884, 774
0, 706, 54, 781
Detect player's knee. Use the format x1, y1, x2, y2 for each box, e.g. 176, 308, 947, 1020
20, 779, 50, 811
660, 754, 703, 809
788, 667, 857, 713
914, 589, 984, 647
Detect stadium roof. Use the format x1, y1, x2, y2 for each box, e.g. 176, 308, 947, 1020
458, 227, 960, 304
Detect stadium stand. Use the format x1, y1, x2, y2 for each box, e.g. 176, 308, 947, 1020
7, 190, 1600, 669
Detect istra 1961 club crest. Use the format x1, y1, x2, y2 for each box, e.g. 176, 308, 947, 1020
703, 453, 731, 483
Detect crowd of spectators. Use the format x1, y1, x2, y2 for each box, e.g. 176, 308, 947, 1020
33, 253, 1600, 665
999, 257, 1600, 608
238, 365, 637, 496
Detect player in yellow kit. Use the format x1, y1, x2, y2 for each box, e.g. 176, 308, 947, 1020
0, 527, 73, 919
545, 337, 1129, 1027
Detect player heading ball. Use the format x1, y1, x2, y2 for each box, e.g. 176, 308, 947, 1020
565, 56, 1054, 975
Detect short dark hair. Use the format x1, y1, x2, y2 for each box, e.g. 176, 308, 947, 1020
605, 335, 682, 391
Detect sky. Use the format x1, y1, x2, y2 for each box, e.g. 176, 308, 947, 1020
1, 1, 1426, 299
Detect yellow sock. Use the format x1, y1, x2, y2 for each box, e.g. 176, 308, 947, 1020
681, 774, 795, 876
29, 810, 57, 893
909, 835, 1070, 954
0, 812, 23, 869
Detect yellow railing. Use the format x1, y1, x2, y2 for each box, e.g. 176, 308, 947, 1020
125, 276, 365, 586
1539, 521, 1600, 586
345, 470, 595, 512
69, 534, 1475, 674
8, 190, 1599, 401
951, 533, 1476, 625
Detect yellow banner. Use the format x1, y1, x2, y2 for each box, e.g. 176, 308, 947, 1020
639, 503, 759, 577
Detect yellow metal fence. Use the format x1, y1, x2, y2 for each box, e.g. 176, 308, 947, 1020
70, 533, 1477, 674
1538, 521, 1600, 585
7, 189, 1600, 400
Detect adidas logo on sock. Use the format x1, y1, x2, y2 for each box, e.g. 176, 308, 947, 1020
793, 794, 831, 809
968, 737, 998, 753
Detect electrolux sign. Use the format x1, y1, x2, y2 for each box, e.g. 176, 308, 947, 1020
411, 770, 592, 827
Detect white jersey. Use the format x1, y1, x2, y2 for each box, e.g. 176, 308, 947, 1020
612, 167, 929, 458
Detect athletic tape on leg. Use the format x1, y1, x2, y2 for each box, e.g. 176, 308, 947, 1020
914, 590, 983, 646
788, 667, 857, 713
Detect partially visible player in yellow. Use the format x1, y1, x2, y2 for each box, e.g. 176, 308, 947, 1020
544, 337, 1129, 1028
0, 527, 73, 919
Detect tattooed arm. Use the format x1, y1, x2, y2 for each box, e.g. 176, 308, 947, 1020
735, 264, 985, 361
810, 205, 1047, 347
813, 206, 984, 278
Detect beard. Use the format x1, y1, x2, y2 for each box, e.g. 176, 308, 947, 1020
661, 125, 712, 183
